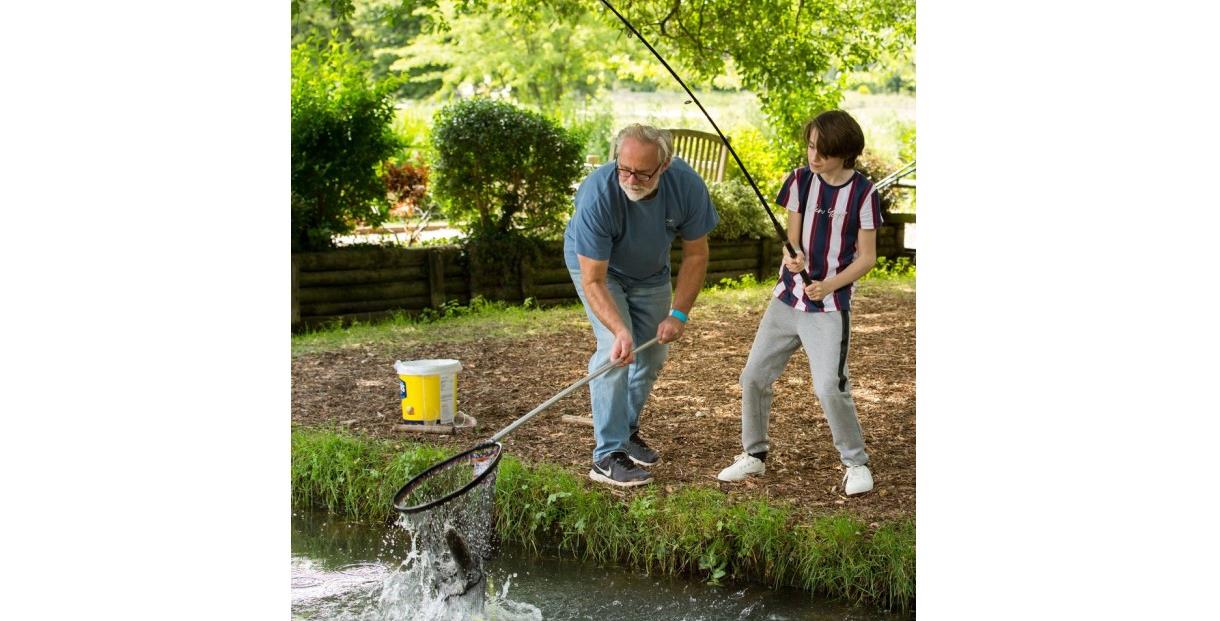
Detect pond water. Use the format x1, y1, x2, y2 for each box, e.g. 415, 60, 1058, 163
291, 509, 909, 621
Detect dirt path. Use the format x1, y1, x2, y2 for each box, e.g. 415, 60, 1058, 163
292, 284, 914, 523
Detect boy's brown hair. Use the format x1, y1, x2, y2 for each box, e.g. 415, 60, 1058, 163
802, 110, 865, 169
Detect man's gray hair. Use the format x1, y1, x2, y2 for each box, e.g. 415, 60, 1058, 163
613, 124, 673, 162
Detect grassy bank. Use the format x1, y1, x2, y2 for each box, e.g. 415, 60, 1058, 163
291, 428, 914, 613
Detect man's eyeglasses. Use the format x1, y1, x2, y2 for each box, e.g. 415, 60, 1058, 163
616, 160, 663, 182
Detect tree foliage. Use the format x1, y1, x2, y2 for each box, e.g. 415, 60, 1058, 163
481, 0, 915, 162
291, 0, 914, 151
381, 1, 650, 107
293, 0, 445, 98
291, 38, 404, 251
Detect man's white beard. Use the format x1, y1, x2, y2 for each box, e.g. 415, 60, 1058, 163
619, 180, 651, 202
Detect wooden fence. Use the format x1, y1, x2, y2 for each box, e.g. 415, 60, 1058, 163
292, 216, 913, 329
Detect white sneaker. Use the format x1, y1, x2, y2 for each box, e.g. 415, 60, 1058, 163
717, 453, 765, 482
843, 464, 874, 496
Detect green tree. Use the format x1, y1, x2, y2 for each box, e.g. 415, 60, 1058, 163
291, 38, 404, 251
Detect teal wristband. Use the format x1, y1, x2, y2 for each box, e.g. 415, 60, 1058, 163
669, 308, 689, 323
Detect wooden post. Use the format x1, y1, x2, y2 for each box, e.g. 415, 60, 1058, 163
757, 237, 773, 281
518, 254, 534, 303
291, 255, 300, 328
427, 249, 446, 308
879, 224, 898, 258
466, 244, 480, 301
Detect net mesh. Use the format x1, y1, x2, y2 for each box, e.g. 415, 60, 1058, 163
393, 442, 502, 564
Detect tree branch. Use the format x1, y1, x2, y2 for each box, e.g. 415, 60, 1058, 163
657, 0, 681, 36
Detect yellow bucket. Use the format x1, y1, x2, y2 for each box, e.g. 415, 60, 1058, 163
394, 359, 462, 424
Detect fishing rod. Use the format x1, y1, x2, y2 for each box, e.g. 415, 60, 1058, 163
595, 0, 816, 285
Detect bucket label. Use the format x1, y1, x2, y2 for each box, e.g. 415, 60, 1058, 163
439, 374, 456, 424
399, 379, 406, 399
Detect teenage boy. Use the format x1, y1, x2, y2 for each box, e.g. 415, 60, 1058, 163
716, 109, 881, 496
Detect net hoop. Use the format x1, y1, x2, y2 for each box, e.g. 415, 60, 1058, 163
392, 441, 503, 514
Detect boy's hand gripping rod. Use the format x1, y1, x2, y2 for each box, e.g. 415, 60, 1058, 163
486, 337, 660, 443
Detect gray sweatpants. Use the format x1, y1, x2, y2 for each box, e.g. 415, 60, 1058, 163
739, 298, 869, 466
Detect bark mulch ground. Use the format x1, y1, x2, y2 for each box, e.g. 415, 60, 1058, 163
292, 283, 914, 523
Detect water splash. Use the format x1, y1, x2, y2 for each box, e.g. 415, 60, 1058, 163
291, 529, 539, 621
292, 443, 541, 621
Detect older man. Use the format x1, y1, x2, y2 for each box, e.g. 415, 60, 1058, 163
563, 124, 719, 487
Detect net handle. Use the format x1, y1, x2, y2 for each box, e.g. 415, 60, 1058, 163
487, 337, 659, 443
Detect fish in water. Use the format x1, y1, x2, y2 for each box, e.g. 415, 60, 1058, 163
434, 525, 486, 609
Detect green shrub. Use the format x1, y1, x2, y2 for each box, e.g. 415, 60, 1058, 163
708, 180, 773, 241
291, 38, 403, 252
862, 256, 915, 280
723, 125, 788, 195
383, 157, 429, 217
709, 273, 762, 291
431, 98, 585, 239
854, 150, 901, 216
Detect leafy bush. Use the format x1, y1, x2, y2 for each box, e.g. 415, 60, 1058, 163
381, 156, 439, 245
724, 125, 788, 196
854, 150, 901, 216
291, 38, 403, 251
862, 256, 916, 279
383, 157, 429, 218
430, 98, 585, 239
709, 273, 762, 291
708, 180, 773, 241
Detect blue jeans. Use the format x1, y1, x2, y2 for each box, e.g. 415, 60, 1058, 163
569, 268, 671, 462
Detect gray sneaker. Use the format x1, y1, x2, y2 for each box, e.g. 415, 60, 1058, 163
626, 431, 660, 466
589, 452, 653, 488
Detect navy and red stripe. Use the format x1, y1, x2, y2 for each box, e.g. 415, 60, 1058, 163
770, 167, 881, 313
831, 174, 872, 308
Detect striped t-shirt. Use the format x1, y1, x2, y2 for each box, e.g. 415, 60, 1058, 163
771, 167, 883, 312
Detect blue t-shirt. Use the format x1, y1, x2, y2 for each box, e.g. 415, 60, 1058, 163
563, 157, 719, 287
